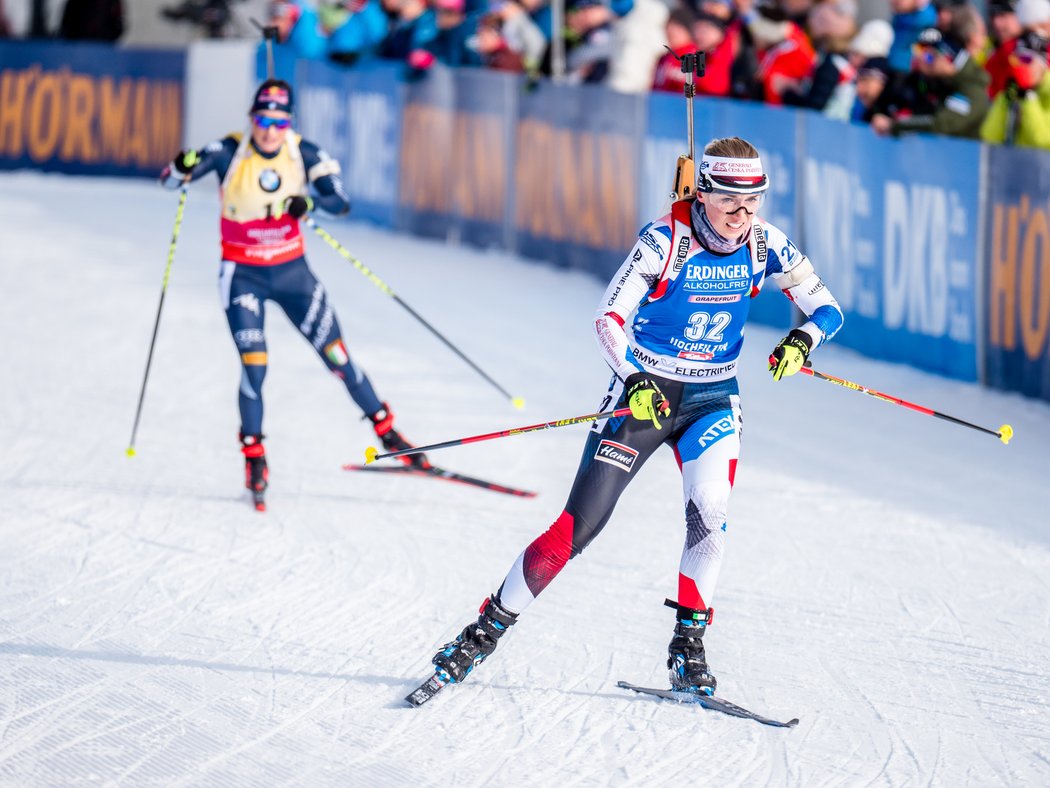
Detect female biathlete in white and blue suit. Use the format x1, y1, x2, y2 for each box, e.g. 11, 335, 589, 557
423, 136, 845, 696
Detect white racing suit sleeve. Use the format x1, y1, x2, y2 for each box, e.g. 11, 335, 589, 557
593, 227, 669, 381
764, 222, 844, 348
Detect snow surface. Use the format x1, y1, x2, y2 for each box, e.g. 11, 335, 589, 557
1, 171, 1049, 786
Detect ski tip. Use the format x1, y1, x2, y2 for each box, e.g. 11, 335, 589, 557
512, 396, 526, 410
125, 446, 136, 458
999, 424, 1014, 445
786, 718, 800, 727
364, 446, 379, 464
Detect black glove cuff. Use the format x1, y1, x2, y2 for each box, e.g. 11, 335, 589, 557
623, 372, 650, 391
784, 328, 813, 355
173, 151, 196, 174
286, 195, 312, 219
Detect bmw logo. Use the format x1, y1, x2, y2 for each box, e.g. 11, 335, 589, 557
259, 169, 282, 193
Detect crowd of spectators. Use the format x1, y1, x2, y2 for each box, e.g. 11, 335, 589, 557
4, 0, 1050, 148
256, 0, 1050, 148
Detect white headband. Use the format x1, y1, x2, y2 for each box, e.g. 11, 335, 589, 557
698, 154, 769, 194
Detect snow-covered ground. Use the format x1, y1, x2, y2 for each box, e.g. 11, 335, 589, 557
1, 171, 1048, 786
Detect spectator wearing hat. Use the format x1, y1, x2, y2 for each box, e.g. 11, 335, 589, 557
782, 0, 858, 115
1017, 0, 1050, 34
653, 7, 700, 92
888, 0, 938, 72
872, 26, 990, 137
986, 1, 1024, 93
848, 18, 895, 67
986, 0, 1048, 93
981, 31, 1050, 145
850, 55, 893, 121
989, 0, 1022, 45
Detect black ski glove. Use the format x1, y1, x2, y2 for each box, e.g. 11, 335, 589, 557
284, 195, 314, 219
172, 149, 199, 175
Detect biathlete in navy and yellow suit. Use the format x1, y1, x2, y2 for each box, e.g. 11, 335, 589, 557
160, 79, 427, 505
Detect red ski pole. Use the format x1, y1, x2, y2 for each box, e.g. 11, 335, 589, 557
796, 363, 1014, 444
363, 407, 633, 464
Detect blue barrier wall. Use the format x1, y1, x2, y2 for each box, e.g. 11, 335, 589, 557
0, 41, 184, 177
296, 60, 403, 228
801, 116, 981, 381
985, 146, 1050, 400
7, 44, 1050, 402
513, 81, 646, 276
398, 67, 518, 250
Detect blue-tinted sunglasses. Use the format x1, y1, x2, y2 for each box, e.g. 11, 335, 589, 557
252, 114, 291, 130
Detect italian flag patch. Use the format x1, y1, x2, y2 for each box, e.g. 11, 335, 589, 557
325, 339, 349, 366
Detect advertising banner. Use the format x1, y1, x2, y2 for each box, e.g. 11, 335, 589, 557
985, 146, 1050, 401
398, 67, 517, 249
0, 41, 184, 177
514, 82, 646, 278
296, 60, 402, 227
801, 116, 980, 381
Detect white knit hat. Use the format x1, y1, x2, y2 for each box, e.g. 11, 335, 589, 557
1017, 0, 1050, 26
849, 19, 894, 58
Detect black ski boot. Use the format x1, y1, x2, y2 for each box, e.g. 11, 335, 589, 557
667, 603, 717, 696
369, 403, 430, 469
240, 433, 268, 511
433, 596, 518, 683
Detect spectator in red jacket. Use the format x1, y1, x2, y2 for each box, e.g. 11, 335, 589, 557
988, 0, 1050, 94
653, 7, 699, 92
749, 2, 817, 104
694, 9, 740, 95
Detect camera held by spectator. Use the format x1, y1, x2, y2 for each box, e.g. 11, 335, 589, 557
1007, 31, 1049, 93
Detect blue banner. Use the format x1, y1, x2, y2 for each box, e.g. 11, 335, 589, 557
514, 81, 646, 278
801, 116, 980, 381
398, 67, 517, 249
984, 146, 1050, 401
0, 41, 185, 177
296, 59, 403, 227
644, 94, 798, 328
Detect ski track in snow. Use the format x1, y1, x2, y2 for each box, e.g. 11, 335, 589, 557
1, 172, 1049, 786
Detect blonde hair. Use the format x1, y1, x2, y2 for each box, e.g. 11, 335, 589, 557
703, 137, 760, 159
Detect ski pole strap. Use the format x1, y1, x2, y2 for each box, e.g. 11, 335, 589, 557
364, 407, 633, 463
798, 364, 1013, 444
